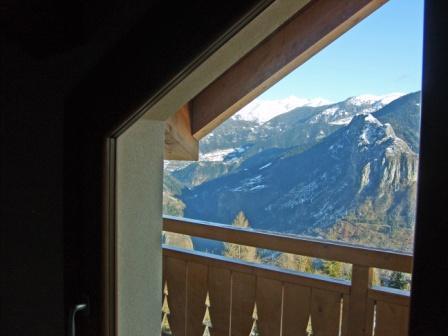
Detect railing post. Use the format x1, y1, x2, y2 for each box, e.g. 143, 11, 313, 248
347, 264, 373, 336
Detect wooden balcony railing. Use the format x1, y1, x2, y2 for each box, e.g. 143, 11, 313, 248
162, 216, 412, 336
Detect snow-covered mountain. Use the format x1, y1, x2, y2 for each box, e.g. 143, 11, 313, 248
231, 93, 403, 125
309, 93, 404, 125
170, 92, 419, 188
233, 96, 331, 123
199, 93, 405, 157
346, 93, 405, 106
164, 92, 420, 251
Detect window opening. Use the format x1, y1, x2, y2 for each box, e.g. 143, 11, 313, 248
163, 0, 423, 290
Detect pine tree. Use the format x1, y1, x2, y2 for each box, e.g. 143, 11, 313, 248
277, 253, 314, 273
323, 260, 343, 279
223, 211, 260, 263
388, 271, 409, 290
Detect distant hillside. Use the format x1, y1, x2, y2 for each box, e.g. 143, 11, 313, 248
162, 174, 193, 249
162, 174, 185, 216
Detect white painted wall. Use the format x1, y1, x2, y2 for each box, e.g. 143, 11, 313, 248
116, 119, 164, 336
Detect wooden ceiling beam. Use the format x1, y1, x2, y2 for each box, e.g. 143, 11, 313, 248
190, 0, 388, 139
164, 104, 199, 160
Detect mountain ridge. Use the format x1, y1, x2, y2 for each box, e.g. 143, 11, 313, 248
164, 92, 420, 252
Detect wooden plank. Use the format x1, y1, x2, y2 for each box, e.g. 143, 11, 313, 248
186, 262, 208, 335
164, 104, 199, 160
208, 267, 231, 336
164, 256, 187, 336
347, 265, 373, 336
191, 0, 388, 139
163, 246, 350, 294
340, 294, 351, 336
310, 288, 342, 335
163, 216, 413, 273
282, 283, 311, 336
230, 272, 257, 336
375, 301, 410, 336
364, 298, 375, 336
256, 277, 283, 335
368, 287, 410, 307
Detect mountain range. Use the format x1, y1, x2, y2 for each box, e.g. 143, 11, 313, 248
163, 91, 421, 252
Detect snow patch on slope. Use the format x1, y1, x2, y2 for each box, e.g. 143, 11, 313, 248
259, 162, 272, 170
200, 149, 234, 162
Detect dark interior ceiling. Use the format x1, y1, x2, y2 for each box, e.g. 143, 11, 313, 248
1, 0, 269, 92
2, 0, 157, 56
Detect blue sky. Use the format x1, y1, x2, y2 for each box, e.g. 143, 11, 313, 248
260, 0, 424, 102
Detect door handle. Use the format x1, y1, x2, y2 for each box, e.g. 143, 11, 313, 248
68, 302, 89, 336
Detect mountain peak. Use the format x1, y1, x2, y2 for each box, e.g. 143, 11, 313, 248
307, 93, 404, 126
231, 93, 405, 125
233, 96, 331, 123
343, 114, 415, 158
353, 114, 391, 147
345, 93, 404, 106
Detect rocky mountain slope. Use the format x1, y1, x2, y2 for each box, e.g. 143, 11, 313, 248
171, 92, 419, 187
182, 114, 417, 236
164, 92, 421, 252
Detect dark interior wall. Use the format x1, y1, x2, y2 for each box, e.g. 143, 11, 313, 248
1, 50, 65, 336
410, 2, 448, 335
1, 2, 157, 335
0, 1, 267, 335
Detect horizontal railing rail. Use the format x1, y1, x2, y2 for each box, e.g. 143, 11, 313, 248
162, 215, 412, 336
163, 215, 413, 273
369, 286, 410, 307
164, 245, 351, 294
